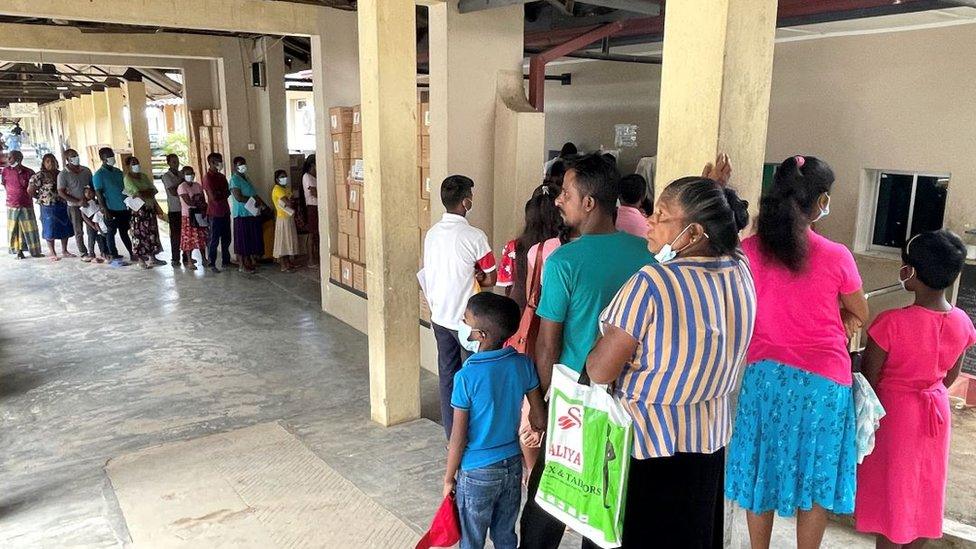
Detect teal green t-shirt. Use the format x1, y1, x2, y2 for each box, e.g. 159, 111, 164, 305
536, 231, 656, 372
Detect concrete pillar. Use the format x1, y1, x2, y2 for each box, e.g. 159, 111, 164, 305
427, 1, 525, 243
357, 0, 420, 427
253, 36, 289, 188
91, 91, 111, 146
654, 0, 778, 212
105, 86, 128, 152
122, 80, 152, 163
67, 98, 88, 164
79, 93, 97, 152
310, 9, 361, 321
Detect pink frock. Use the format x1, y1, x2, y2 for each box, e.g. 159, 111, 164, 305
855, 305, 976, 543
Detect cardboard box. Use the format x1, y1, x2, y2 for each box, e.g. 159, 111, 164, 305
358, 210, 365, 237
419, 135, 430, 168
420, 167, 431, 200
212, 109, 222, 125
202, 109, 213, 127
419, 228, 425, 268
329, 107, 354, 134
337, 233, 349, 258
340, 259, 354, 287
337, 208, 355, 235
418, 197, 431, 231
353, 262, 366, 293
333, 157, 352, 181
331, 133, 352, 159
198, 125, 213, 144
330, 255, 341, 281
334, 183, 348, 211
348, 183, 363, 212
360, 237, 366, 262
418, 102, 430, 136
352, 105, 362, 133
350, 131, 363, 159
348, 235, 361, 263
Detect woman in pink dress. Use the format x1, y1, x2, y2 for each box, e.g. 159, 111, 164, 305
856, 229, 976, 548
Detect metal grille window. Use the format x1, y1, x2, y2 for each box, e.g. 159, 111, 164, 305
869, 171, 949, 252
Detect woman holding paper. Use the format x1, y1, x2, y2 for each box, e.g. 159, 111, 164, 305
177, 166, 210, 270
122, 156, 166, 269
229, 156, 265, 274
584, 171, 756, 548
31, 153, 75, 261
271, 169, 299, 272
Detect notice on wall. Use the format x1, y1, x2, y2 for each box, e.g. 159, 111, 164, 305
957, 263, 976, 376
614, 124, 638, 148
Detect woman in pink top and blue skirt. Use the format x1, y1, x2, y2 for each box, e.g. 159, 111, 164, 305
725, 156, 869, 549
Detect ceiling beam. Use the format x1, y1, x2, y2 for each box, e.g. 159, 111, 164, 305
578, 0, 659, 16
458, 0, 530, 13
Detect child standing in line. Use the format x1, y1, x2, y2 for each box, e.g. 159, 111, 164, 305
80, 185, 110, 264
443, 292, 547, 549
855, 230, 976, 548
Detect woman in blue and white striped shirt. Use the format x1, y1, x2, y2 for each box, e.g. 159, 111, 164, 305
585, 176, 756, 548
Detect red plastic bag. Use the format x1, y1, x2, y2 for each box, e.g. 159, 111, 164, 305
415, 494, 461, 549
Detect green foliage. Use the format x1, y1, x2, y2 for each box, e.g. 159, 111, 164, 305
161, 132, 190, 165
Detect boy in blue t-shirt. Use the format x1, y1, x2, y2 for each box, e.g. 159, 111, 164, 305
444, 292, 546, 549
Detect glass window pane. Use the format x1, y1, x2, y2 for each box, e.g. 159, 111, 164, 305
872, 173, 913, 248
909, 176, 948, 237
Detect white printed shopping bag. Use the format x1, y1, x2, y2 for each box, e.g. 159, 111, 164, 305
535, 364, 633, 548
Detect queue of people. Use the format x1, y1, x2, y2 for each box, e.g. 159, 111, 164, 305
423, 152, 975, 549
2, 147, 318, 274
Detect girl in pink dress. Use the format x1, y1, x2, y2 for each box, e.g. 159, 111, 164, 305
856, 230, 976, 548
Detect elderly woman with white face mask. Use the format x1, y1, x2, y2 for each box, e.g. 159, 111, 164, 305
122, 156, 166, 269
583, 169, 756, 549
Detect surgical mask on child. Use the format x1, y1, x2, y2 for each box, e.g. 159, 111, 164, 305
184, 174, 194, 183
237, 165, 248, 174
131, 165, 141, 174
277, 177, 288, 186
457, 321, 481, 354
813, 193, 830, 222
654, 224, 707, 264
898, 265, 915, 291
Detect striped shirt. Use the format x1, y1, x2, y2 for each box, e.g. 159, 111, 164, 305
600, 256, 756, 459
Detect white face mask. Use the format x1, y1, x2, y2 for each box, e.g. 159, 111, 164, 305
184, 174, 194, 183
130, 165, 141, 174
813, 193, 830, 223
277, 177, 288, 186
105, 157, 116, 166
457, 321, 482, 354
9, 161, 19, 168
215, 162, 224, 172
654, 224, 707, 264
68, 156, 80, 166
464, 198, 473, 215
898, 265, 915, 291
237, 165, 248, 174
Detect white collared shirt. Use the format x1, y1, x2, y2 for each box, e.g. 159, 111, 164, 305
422, 213, 496, 330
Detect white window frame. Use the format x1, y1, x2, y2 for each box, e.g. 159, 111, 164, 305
863, 169, 950, 255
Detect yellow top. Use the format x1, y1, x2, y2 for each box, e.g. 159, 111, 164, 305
271, 184, 293, 217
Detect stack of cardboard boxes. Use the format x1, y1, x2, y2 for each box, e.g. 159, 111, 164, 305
418, 96, 433, 324
192, 109, 223, 176
328, 105, 367, 294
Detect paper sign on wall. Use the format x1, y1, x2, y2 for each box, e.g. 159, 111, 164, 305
614, 124, 638, 148
9, 102, 39, 118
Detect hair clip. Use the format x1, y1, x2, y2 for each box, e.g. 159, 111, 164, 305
794, 155, 805, 168
541, 185, 550, 196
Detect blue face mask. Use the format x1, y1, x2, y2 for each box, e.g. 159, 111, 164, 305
457, 321, 481, 353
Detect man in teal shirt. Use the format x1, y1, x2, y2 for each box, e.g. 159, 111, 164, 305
92, 147, 133, 260
520, 152, 655, 549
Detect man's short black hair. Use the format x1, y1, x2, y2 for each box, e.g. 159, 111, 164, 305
619, 174, 647, 206
902, 229, 967, 290
166, 153, 179, 163
560, 142, 577, 157
440, 175, 474, 210
565, 152, 620, 214
232, 156, 246, 166
98, 147, 114, 160
466, 292, 521, 344
207, 152, 223, 164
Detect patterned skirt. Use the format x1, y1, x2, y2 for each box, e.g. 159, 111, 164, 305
180, 213, 208, 251
7, 206, 41, 255
129, 207, 163, 259
725, 360, 857, 516
40, 202, 74, 240
233, 216, 264, 256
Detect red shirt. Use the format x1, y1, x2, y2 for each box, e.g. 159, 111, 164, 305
2, 165, 35, 208
201, 170, 231, 217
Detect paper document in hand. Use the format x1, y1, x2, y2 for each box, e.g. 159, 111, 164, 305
124, 196, 145, 211
283, 206, 295, 216
80, 202, 100, 218
93, 212, 109, 233
244, 197, 261, 216
195, 213, 210, 227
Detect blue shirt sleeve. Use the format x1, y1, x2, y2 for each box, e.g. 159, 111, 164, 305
450, 371, 471, 410
523, 356, 540, 393
92, 169, 104, 192
536, 255, 571, 323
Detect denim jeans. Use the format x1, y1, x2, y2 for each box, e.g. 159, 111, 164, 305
207, 214, 232, 267
456, 456, 522, 549
432, 323, 470, 439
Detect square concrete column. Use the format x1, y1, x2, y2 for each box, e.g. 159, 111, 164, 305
79, 93, 97, 151
654, 0, 778, 211
105, 86, 129, 152
91, 91, 111, 146
427, 1, 525, 244
355, 0, 421, 426
122, 80, 152, 163
67, 98, 88, 164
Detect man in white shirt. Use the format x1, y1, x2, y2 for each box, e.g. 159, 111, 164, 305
422, 175, 497, 438
161, 154, 185, 267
